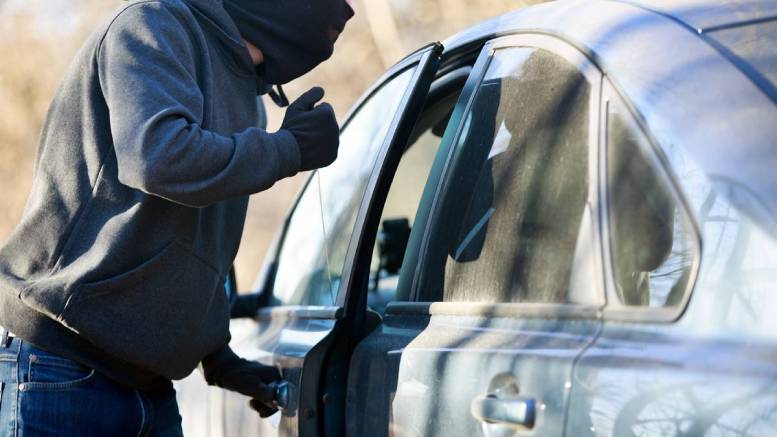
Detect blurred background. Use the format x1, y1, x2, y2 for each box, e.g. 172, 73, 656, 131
0, 0, 537, 290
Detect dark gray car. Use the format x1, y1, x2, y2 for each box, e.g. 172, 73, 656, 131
178, 0, 777, 435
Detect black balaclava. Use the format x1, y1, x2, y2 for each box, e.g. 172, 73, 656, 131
223, 0, 354, 85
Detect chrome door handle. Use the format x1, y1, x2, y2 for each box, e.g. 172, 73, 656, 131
470, 394, 536, 429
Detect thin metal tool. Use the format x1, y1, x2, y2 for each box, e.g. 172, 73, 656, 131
317, 171, 336, 305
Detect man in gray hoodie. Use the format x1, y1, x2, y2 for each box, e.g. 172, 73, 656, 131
0, 0, 354, 434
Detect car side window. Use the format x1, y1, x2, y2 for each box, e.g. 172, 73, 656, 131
420, 44, 600, 305
271, 68, 415, 306
605, 94, 698, 308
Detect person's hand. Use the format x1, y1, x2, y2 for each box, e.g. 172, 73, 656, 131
280, 86, 339, 171
215, 358, 282, 417
201, 347, 283, 417
250, 396, 280, 418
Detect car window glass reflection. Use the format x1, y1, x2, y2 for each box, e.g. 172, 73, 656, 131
664, 146, 777, 332
607, 101, 698, 307
422, 46, 597, 304
272, 68, 415, 306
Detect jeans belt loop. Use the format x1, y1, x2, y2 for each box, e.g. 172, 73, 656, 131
0, 327, 8, 348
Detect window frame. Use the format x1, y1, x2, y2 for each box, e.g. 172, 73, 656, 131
367, 64, 474, 305
599, 78, 703, 323
254, 45, 443, 314
404, 33, 607, 318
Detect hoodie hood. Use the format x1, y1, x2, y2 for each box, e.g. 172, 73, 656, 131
223, 0, 354, 85
182, 0, 255, 74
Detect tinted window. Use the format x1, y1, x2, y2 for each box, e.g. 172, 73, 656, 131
272, 68, 415, 305
421, 46, 597, 304
606, 98, 697, 307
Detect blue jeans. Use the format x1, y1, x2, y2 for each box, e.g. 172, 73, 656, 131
0, 335, 183, 437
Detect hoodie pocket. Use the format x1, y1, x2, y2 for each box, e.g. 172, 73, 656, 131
60, 241, 230, 379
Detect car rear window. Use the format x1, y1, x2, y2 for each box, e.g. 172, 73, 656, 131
606, 97, 698, 308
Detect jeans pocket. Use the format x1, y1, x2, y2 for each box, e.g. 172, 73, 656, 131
24, 350, 96, 391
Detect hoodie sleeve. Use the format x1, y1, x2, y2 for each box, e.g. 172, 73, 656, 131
97, 2, 300, 208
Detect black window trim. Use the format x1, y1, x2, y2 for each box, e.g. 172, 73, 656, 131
598, 78, 703, 323
400, 33, 607, 319
334, 43, 444, 314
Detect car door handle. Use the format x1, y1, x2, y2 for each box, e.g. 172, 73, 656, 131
269, 381, 290, 411
470, 394, 536, 429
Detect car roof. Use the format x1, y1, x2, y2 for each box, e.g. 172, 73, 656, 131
622, 0, 777, 32
618, 0, 777, 101
441, 0, 777, 232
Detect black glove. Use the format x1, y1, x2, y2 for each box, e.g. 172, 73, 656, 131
250, 398, 279, 418
201, 346, 283, 418
280, 86, 340, 171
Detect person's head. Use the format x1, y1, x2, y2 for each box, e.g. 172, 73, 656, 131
223, 0, 355, 85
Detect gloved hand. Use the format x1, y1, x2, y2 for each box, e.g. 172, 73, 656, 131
201, 346, 283, 418
280, 86, 340, 171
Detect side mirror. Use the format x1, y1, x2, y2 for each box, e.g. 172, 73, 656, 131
229, 261, 279, 319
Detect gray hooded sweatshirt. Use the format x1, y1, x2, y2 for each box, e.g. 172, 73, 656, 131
0, 0, 300, 388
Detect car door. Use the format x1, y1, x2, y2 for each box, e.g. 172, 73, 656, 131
209, 43, 443, 437
566, 80, 777, 436
345, 34, 606, 437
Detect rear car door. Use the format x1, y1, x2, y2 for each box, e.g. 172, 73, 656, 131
346, 34, 606, 437
216, 43, 443, 437
566, 79, 777, 436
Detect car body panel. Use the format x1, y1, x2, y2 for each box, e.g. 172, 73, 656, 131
388, 313, 601, 436
568, 327, 777, 436
345, 311, 431, 437
223, 311, 338, 437
621, 0, 777, 32
703, 19, 777, 102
